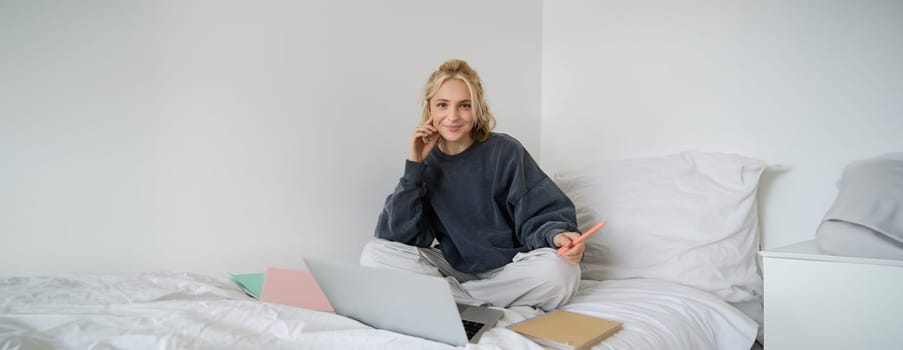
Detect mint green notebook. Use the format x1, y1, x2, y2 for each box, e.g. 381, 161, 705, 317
230, 272, 265, 299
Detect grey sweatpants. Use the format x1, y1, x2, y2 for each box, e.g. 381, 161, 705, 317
359, 239, 580, 311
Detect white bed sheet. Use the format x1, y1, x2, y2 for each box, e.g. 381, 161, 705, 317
564, 279, 757, 350
0, 272, 757, 350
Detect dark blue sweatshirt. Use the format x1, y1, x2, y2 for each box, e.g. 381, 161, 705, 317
375, 133, 578, 273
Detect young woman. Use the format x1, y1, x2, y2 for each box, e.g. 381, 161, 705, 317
360, 59, 584, 311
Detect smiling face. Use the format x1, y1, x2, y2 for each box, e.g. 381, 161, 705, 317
428, 78, 475, 153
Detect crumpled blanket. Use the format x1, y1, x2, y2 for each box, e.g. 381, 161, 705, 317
0, 272, 757, 350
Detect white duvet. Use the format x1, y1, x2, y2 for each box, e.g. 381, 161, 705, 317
0, 272, 756, 350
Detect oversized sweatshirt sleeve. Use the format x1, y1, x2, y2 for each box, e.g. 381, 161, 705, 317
505, 146, 579, 250
374, 160, 436, 247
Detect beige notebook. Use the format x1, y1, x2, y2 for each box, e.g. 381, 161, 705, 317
508, 310, 622, 350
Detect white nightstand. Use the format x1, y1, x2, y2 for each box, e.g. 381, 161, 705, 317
760, 240, 903, 350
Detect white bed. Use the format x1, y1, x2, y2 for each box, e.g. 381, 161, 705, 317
0, 151, 765, 349
0, 272, 756, 349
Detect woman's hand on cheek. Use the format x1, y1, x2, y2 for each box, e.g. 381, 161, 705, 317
409, 117, 438, 163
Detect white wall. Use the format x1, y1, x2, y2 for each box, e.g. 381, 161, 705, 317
5, 0, 900, 276
0, 0, 542, 275
541, 0, 903, 249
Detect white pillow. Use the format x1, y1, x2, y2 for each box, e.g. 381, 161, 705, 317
815, 152, 903, 260
554, 151, 766, 306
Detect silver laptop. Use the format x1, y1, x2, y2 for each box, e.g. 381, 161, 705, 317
303, 257, 504, 346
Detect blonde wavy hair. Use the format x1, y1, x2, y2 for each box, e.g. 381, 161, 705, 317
421, 59, 495, 142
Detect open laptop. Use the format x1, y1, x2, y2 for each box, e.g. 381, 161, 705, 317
303, 257, 504, 346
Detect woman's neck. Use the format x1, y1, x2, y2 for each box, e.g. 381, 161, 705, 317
438, 138, 475, 156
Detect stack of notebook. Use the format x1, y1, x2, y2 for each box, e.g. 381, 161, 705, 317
229, 268, 333, 312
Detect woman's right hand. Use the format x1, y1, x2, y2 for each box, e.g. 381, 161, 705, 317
409, 118, 439, 163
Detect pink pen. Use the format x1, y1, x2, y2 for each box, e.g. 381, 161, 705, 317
557, 220, 606, 255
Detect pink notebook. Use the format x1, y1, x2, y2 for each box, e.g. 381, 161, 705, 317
260, 267, 334, 312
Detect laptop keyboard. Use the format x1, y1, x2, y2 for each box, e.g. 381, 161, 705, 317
462, 320, 485, 340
